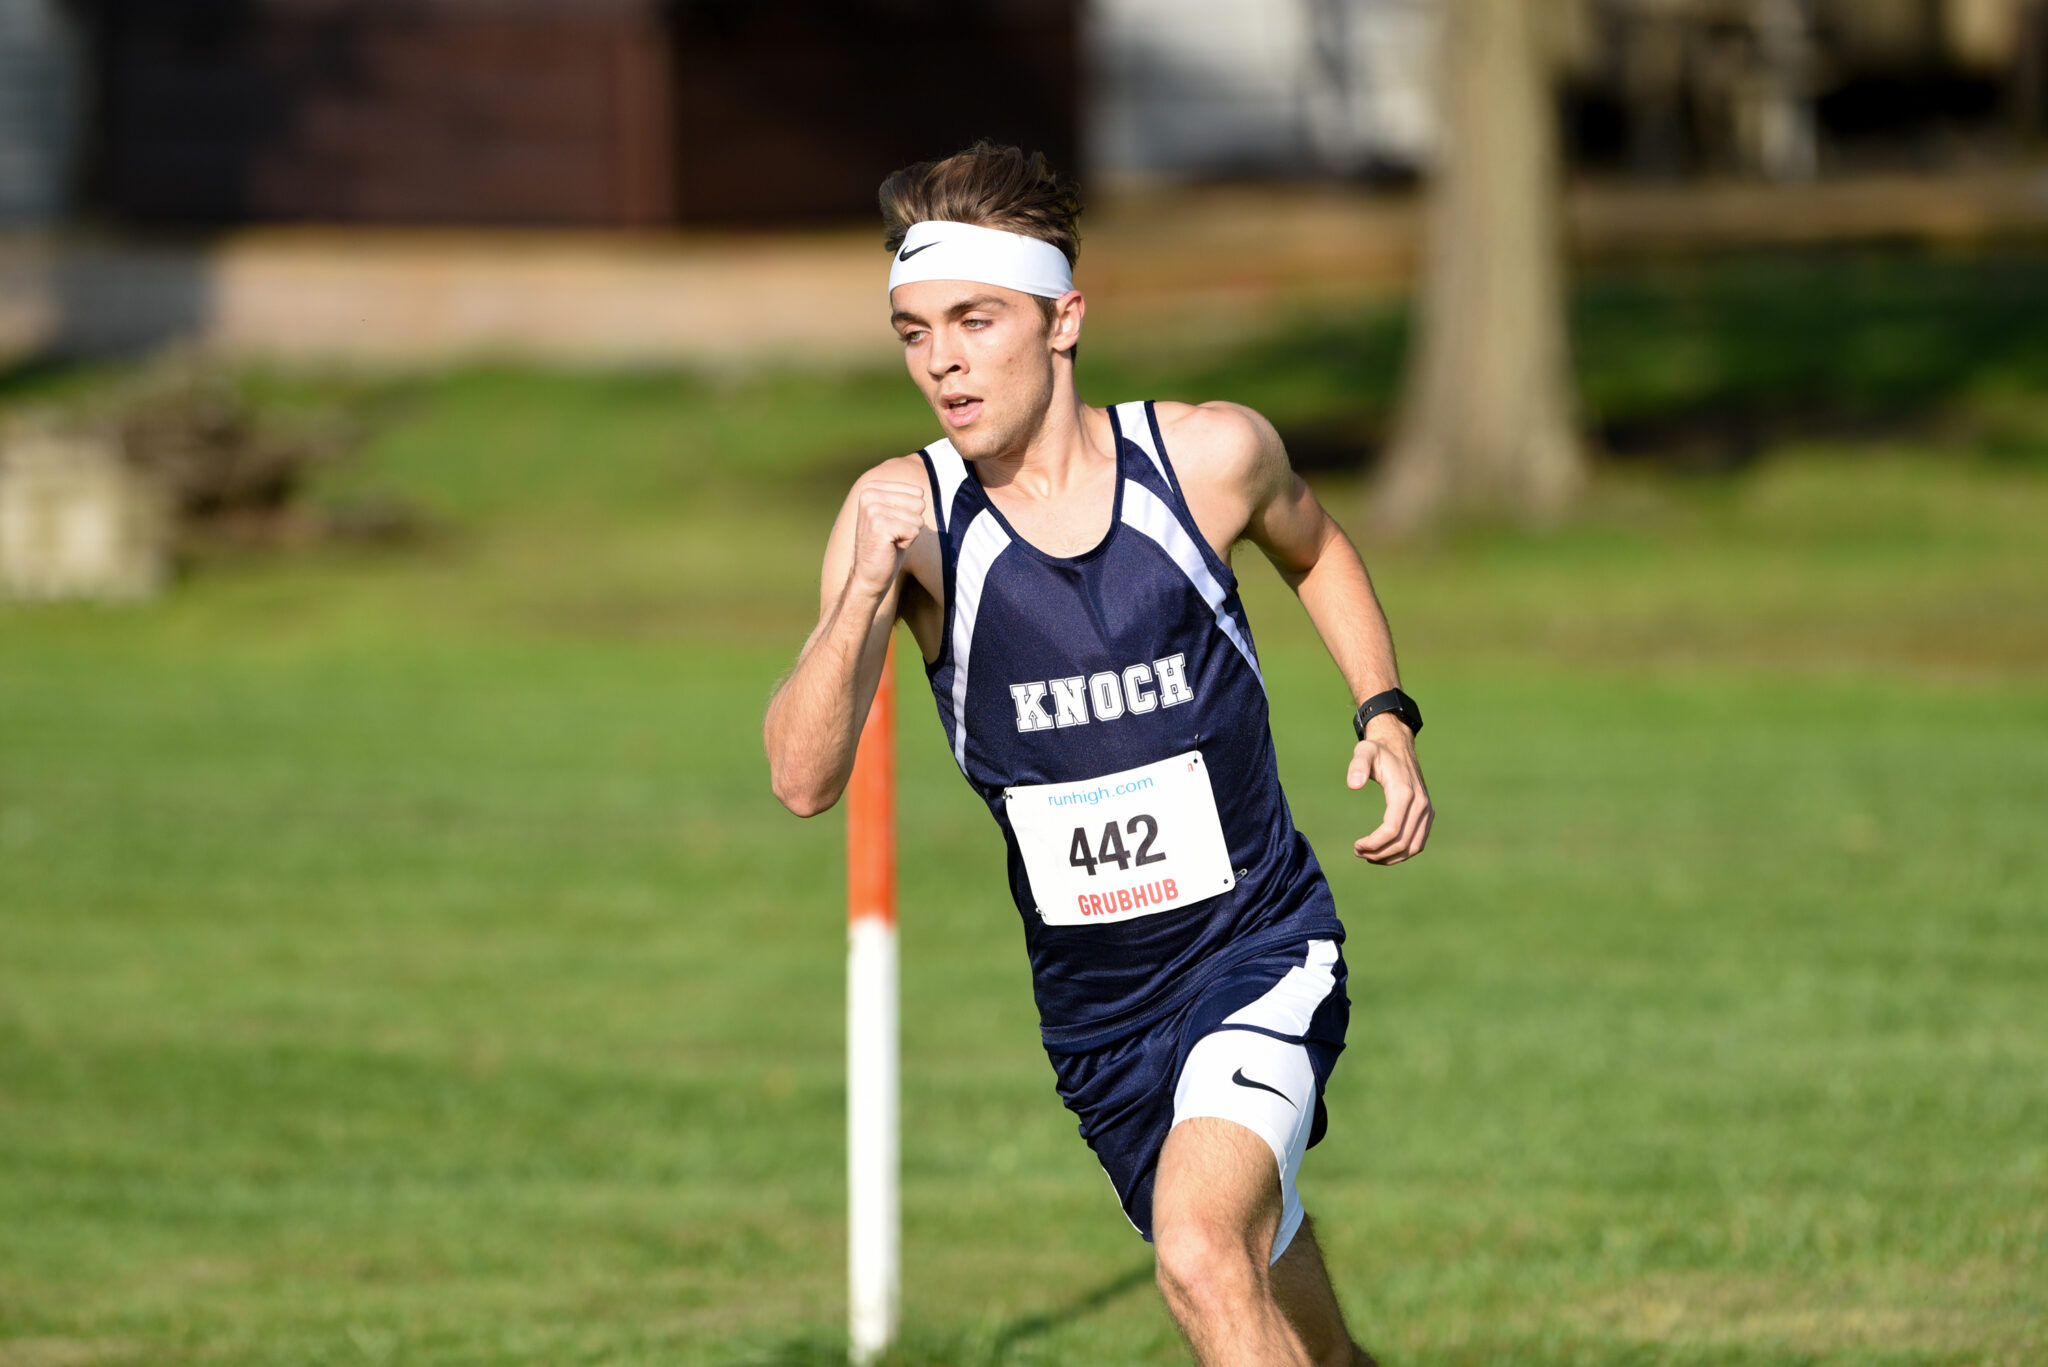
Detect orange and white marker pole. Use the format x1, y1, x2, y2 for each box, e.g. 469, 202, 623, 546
846, 638, 898, 1364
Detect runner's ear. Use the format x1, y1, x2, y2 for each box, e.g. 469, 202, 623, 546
1047, 290, 1085, 362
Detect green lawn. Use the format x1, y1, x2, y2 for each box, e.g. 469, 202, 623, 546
1, 248, 2044, 1365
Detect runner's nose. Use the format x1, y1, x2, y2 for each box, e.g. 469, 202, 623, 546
927, 331, 965, 379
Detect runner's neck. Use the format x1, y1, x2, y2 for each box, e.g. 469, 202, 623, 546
970, 387, 1112, 503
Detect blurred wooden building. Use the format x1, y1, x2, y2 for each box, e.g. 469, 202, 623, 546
67, 0, 1080, 227
3, 0, 2043, 229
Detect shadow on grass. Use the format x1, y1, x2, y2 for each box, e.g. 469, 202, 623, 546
725, 1262, 1155, 1366
984, 1261, 1156, 1357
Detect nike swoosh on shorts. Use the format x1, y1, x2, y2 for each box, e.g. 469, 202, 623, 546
1230, 1067, 1295, 1108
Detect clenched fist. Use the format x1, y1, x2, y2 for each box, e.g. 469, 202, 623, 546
848, 479, 929, 597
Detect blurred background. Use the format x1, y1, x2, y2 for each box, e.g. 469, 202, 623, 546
0, 2, 2042, 1364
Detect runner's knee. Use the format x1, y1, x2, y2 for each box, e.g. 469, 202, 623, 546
1153, 1217, 1265, 1320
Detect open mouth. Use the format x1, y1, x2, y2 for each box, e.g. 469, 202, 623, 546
942, 395, 982, 427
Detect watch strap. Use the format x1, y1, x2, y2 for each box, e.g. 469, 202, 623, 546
1353, 688, 1422, 740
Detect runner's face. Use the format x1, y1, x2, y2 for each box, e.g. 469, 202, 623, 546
890, 281, 1057, 460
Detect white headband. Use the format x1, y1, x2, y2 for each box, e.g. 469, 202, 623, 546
886, 220, 1073, 299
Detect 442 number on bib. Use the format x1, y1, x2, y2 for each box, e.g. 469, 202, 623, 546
1068, 813, 1165, 876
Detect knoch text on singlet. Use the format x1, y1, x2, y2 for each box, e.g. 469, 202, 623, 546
1009, 653, 1192, 733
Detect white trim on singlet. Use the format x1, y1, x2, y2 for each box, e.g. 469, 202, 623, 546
1119, 482, 1265, 692
1114, 401, 1170, 483
925, 439, 970, 533
949, 509, 1013, 773
1220, 939, 1340, 1036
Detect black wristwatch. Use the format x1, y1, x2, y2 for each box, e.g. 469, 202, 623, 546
1352, 688, 1423, 741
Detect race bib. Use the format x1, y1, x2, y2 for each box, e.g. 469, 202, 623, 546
1004, 751, 1236, 926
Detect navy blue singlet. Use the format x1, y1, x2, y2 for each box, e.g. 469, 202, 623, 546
918, 401, 1345, 1054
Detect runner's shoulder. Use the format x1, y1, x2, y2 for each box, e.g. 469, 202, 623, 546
1151, 400, 1285, 491
850, 451, 931, 493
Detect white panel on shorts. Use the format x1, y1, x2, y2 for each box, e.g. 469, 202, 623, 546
925, 439, 970, 533
1171, 1028, 1320, 1263
948, 509, 1012, 773
1221, 938, 1338, 1038
1115, 401, 1170, 483
1120, 482, 1265, 692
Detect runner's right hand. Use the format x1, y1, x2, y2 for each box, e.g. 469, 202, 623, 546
848, 479, 928, 597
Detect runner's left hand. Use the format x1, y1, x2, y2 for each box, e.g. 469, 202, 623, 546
1348, 715, 1432, 865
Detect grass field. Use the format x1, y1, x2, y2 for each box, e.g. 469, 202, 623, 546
1, 248, 2045, 1366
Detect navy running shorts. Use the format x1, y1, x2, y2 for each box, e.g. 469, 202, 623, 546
1046, 938, 1349, 1261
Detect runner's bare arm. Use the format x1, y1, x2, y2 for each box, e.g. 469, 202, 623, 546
1164, 401, 1432, 866
764, 459, 932, 817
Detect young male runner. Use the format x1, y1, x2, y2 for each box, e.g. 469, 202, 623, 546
764, 143, 1431, 1367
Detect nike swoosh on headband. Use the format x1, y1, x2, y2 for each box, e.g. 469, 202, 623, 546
887, 220, 1073, 298
1231, 1068, 1295, 1108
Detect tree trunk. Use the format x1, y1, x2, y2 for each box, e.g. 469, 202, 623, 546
1374, 0, 1586, 532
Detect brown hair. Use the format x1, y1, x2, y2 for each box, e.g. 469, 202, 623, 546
878, 141, 1083, 267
